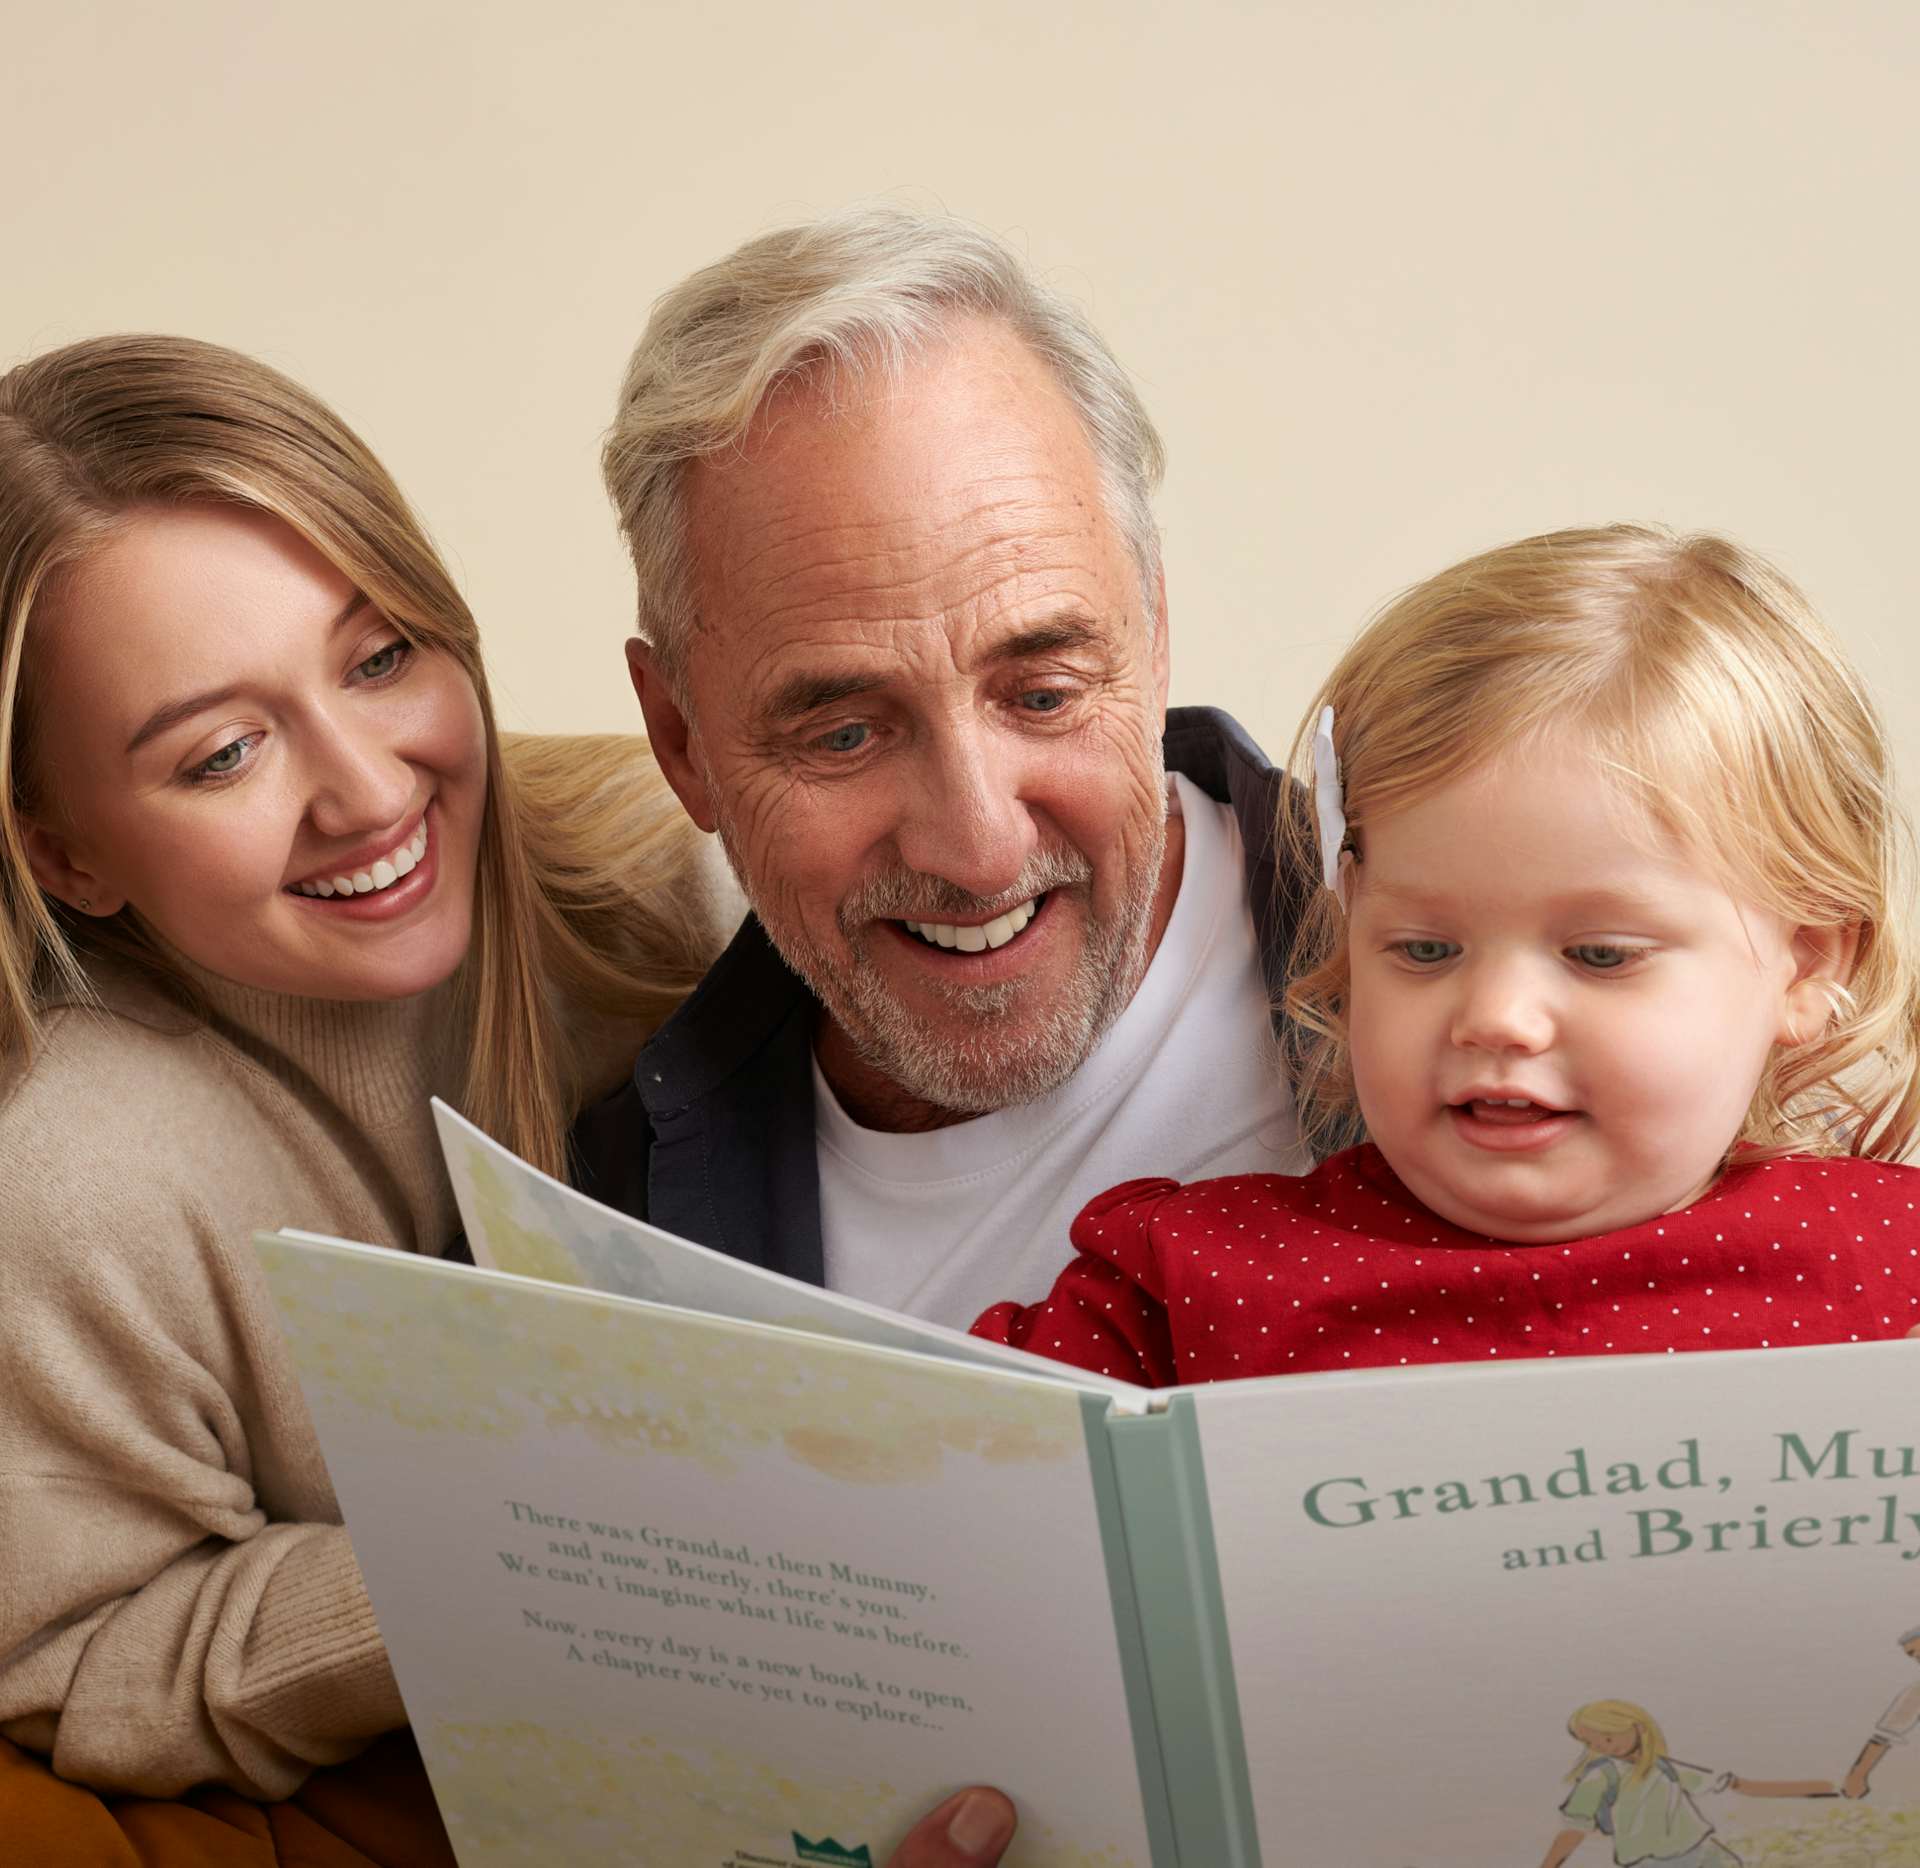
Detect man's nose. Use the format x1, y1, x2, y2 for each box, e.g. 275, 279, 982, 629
304, 714, 416, 840
1449, 955, 1557, 1055
894, 723, 1039, 900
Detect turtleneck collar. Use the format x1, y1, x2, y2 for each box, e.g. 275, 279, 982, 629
171, 954, 464, 1141
75, 938, 470, 1257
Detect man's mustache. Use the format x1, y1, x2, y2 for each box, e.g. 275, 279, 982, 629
838, 849, 1094, 929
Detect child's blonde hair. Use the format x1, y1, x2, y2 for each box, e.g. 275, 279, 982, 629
1283, 523, 1920, 1165
1565, 1699, 1666, 1788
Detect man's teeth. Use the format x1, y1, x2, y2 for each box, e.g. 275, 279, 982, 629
904, 897, 1038, 952
294, 823, 428, 898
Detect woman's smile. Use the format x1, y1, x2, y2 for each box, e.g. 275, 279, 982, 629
288, 813, 428, 898
283, 806, 444, 925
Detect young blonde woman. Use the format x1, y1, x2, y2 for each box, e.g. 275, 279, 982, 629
0, 336, 738, 1802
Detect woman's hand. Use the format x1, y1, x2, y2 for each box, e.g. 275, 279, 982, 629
885, 1788, 1017, 1866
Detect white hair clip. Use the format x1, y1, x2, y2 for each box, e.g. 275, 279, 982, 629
1311, 704, 1349, 911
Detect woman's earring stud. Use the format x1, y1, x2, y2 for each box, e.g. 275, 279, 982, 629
77, 898, 91, 913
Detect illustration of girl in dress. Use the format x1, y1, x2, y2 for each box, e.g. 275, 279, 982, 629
1536, 1699, 1833, 1867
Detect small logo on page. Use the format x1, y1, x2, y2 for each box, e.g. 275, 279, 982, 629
793, 1836, 873, 1866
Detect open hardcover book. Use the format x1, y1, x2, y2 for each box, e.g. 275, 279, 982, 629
253, 1103, 1920, 1868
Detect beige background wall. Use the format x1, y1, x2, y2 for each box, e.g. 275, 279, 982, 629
6, 1, 1918, 783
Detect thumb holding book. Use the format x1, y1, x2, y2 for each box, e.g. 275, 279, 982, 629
886, 1787, 1017, 1866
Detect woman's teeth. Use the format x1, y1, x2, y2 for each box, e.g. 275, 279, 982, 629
293, 823, 428, 898
904, 896, 1038, 953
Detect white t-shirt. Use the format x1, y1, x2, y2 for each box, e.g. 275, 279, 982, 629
815, 773, 1307, 1329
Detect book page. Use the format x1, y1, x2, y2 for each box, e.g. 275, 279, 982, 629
1191, 1341, 1920, 1867
435, 1099, 1138, 1398
257, 1233, 1162, 1868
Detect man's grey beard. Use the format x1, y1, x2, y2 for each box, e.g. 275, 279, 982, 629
716, 800, 1169, 1119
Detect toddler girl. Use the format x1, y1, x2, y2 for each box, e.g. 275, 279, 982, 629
972, 526, 1920, 1383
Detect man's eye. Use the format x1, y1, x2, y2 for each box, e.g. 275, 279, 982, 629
1398, 939, 1458, 965
1570, 943, 1635, 970
1020, 689, 1068, 713
817, 722, 870, 754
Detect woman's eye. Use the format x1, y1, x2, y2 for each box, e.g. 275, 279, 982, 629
187, 735, 259, 784
816, 722, 870, 755
1398, 939, 1458, 965
354, 641, 410, 681
1570, 943, 1636, 970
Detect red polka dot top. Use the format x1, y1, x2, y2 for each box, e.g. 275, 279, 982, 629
969, 1146, 1920, 1387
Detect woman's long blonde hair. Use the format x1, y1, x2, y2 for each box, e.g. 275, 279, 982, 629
1282, 524, 1920, 1165
0, 335, 710, 1175
1565, 1700, 1667, 1788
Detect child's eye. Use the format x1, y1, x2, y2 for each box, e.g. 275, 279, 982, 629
1396, 939, 1459, 965
1569, 943, 1639, 971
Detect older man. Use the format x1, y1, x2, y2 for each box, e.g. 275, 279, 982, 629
574, 208, 1314, 1327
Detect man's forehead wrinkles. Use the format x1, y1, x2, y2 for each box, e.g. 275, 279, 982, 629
740, 503, 1098, 604
758, 521, 1084, 587
729, 472, 1087, 568
743, 582, 1117, 701
726, 509, 900, 582
747, 554, 1109, 644
749, 544, 940, 616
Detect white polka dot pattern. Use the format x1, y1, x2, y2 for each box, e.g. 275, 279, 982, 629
969, 1148, 1920, 1387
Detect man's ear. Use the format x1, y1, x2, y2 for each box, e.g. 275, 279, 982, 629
627, 638, 717, 834
1777, 921, 1862, 1045
21, 818, 125, 918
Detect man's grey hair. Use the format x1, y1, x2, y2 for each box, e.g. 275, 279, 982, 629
601, 206, 1167, 692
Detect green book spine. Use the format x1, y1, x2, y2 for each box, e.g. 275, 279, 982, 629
1080, 1393, 1180, 1866
1105, 1395, 1261, 1867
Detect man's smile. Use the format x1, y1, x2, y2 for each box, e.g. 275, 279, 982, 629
900, 892, 1044, 952
877, 891, 1061, 983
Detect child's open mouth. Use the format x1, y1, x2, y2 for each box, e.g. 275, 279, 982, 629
1448, 1097, 1579, 1150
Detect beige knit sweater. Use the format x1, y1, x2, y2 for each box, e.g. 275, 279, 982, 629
0, 776, 738, 1799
